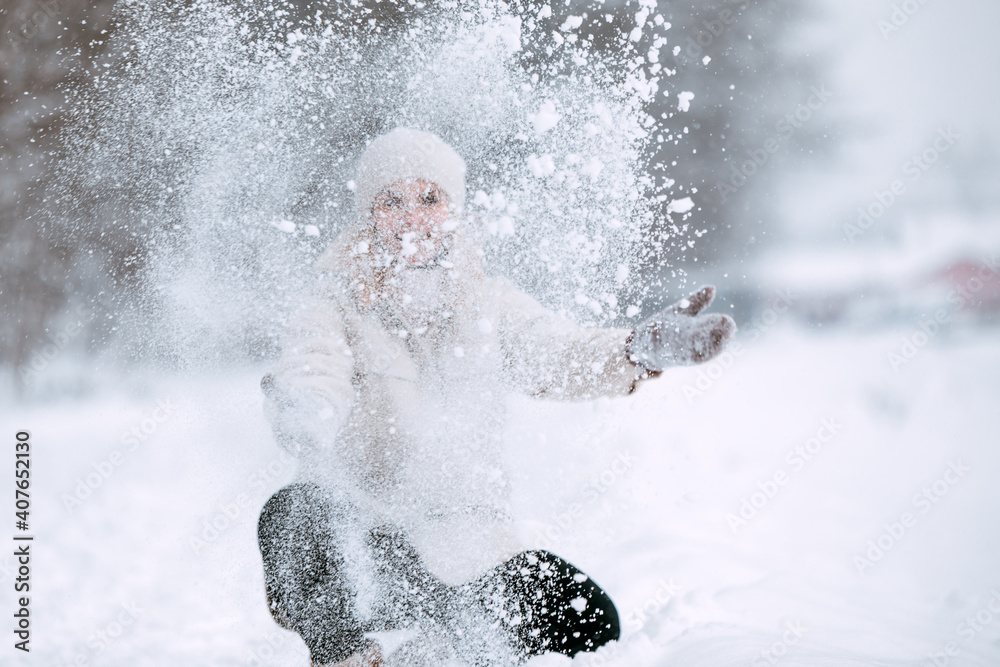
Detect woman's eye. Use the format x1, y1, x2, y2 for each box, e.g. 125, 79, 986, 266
422, 192, 439, 205
380, 197, 402, 209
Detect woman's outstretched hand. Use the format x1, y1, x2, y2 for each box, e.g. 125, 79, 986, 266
625, 285, 736, 372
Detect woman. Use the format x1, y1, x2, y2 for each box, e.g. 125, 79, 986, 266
258, 128, 735, 666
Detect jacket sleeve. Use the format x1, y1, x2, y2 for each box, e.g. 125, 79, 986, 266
490, 277, 644, 399
262, 293, 356, 455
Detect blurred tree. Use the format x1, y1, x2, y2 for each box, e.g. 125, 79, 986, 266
0, 0, 118, 392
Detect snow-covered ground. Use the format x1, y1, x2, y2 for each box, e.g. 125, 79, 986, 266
2, 322, 998, 666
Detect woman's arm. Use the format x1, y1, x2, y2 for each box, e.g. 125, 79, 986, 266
491, 277, 646, 399
492, 279, 734, 400
262, 293, 356, 455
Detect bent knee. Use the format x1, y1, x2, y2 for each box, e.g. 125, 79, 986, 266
257, 484, 330, 555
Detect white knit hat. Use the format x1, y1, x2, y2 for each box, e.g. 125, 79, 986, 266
354, 128, 467, 218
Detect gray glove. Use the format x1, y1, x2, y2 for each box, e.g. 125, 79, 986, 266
626, 285, 736, 372
260, 374, 341, 456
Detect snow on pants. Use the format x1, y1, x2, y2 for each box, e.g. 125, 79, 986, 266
258, 483, 621, 665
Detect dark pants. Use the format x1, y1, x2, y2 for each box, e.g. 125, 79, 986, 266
258, 484, 621, 665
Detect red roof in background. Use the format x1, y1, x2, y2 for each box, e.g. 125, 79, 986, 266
926, 260, 1000, 311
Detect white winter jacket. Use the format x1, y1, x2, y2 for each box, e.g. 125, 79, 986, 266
266, 217, 642, 584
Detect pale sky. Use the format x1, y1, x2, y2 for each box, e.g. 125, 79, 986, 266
777, 0, 1000, 243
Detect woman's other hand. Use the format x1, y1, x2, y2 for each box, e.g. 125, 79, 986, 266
625, 285, 737, 372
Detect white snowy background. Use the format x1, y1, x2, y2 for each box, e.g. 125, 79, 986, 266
2, 0, 999, 666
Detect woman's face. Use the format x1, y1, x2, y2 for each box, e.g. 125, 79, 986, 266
370, 178, 453, 267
